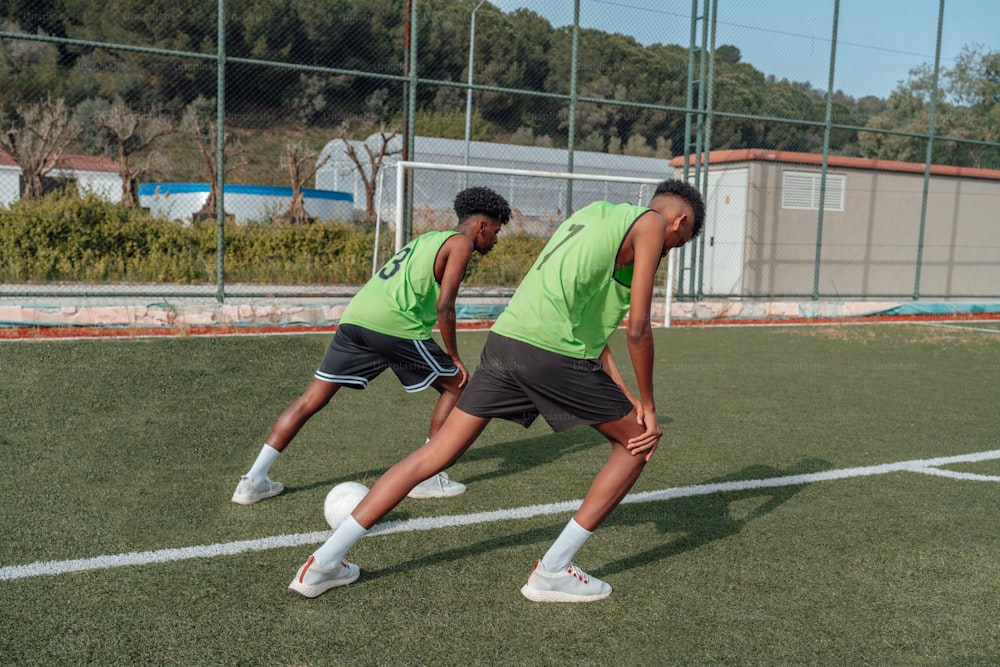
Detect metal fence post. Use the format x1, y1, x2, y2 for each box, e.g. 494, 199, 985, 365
404, 0, 418, 246
565, 0, 580, 216
676, 0, 701, 300
215, 0, 226, 304
812, 0, 840, 301
913, 0, 947, 301
695, 0, 719, 300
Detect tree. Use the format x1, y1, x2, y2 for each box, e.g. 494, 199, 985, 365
947, 44, 1000, 109
279, 141, 330, 224
181, 96, 247, 218
570, 77, 627, 148
623, 134, 655, 157
945, 44, 1000, 167
95, 97, 175, 207
654, 136, 672, 159
63, 0, 217, 108
860, 45, 1000, 167
0, 19, 63, 107
335, 125, 401, 221
716, 45, 741, 65
858, 85, 935, 163
0, 96, 82, 199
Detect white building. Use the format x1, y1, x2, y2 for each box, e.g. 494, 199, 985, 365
1, 152, 121, 206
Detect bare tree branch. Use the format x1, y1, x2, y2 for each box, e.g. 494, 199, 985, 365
0, 96, 82, 199
279, 141, 330, 224
181, 99, 247, 219
95, 98, 175, 207
335, 124, 401, 221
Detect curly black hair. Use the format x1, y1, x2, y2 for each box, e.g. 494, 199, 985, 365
453, 186, 512, 225
652, 179, 706, 239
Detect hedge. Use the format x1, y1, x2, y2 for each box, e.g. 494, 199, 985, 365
0, 190, 545, 286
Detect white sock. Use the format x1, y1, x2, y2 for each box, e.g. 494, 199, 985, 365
540, 518, 592, 573
247, 444, 280, 481
313, 516, 369, 568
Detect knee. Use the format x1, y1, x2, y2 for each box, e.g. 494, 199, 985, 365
612, 441, 649, 468
290, 396, 322, 416
296, 386, 337, 414
416, 438, 464, 470
409, 447, 447, 477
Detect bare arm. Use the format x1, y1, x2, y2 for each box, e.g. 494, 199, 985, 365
435, 235, 474, 387
598, 345, 639, 406
622, 211, 666, 460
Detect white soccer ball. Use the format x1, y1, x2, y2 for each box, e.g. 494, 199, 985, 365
323, 481, 369, 530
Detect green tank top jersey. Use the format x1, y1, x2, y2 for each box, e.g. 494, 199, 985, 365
340, 230, 461, 340
492, 201, 651, 359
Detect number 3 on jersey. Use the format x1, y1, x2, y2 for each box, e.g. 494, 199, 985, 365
535, 223, 585, 270
379, 246, 411, 279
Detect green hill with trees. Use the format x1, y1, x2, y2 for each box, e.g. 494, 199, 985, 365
2, 0, 998, 189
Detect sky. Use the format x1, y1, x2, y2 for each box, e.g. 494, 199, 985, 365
487, 0, 999, 100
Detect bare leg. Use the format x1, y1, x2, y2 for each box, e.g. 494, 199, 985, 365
572, 412, 650, 531
428, 373, 464, 438
352, 409, 490, 528
296, 411, 488, 592
266, 378, 341, 451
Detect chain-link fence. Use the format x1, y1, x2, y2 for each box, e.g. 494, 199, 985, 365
1, 0, 998, 302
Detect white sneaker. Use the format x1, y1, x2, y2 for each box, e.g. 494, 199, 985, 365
406, 472, 467, 499
288, 555, 360, 598
520, 560, 612, 603
231, 475, 284, 505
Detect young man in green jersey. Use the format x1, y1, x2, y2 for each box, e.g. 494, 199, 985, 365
288, 178, 705, 602
231, 187, 512, 505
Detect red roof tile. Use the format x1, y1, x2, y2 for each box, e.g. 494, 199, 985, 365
0, 151, 117, 172
669, 149, 1000, 181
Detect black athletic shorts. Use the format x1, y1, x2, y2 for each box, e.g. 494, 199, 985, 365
455, 332, 633, 432
314, 323, 459, 392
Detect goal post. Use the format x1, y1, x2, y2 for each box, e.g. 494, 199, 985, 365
381, 160, 678, 326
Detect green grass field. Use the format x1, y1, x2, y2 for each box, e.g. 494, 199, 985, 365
2, 323, 1000, 666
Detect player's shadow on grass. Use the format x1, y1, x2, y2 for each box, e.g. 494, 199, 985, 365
357, 457, 832, 584
594, 457, 833, 577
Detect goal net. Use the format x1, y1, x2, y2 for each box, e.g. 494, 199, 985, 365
374, 160, 678, 324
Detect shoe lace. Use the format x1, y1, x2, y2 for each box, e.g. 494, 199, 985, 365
565, 563, 590, 584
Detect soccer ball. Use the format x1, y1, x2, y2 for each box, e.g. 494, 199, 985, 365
323, 481, 369, 530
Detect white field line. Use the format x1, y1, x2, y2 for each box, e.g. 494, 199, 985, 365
909, 467, 1000, 482
914, 321, 1000, 334
3, 449, 1000, 582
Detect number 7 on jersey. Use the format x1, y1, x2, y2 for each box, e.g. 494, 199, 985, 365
535, 223, 585, 270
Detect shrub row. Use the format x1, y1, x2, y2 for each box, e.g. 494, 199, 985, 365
0, 191, 544, 286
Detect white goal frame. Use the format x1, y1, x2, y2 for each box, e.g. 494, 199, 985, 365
385, 160, 678, 327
